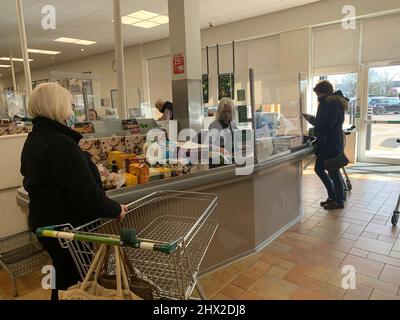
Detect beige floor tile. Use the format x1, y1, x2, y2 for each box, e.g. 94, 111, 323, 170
344, 211, 375, 222
259, 252, 297, 271
367, 252, 400, 268
231, 275, 257, 290
244, 261, 272, 280
284, 270, 325, 292
320, 284, 345, 300
392, 239, 400, 251
341, 233, 359, 241
341, 254, 384, 278
357, 274, 399, 295
365, 223, 400, 237
239, 291, 265, 300
349, 248, 369, 258
249, 274, 297, 300
291, 263, 336, 283
290, 287, 333, 300
377, 235, 396, 243
267, 266, 289, 279
219, 284, 245, 300
389, 251, 400, 259
380, 265, 400, 285
354, 237, 393, 255
346, 224, 365, 236
16, 288, 51, 300
342, 284, 373, 300
199, 269, 238, 298
370, 289, 400, 300
360, 231, 380, 240
211, 292, 233, 300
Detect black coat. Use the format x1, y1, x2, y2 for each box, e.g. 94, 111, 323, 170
309, 91, 349, 159
21, 117, 121, 231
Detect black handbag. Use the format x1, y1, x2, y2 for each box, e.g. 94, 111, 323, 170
324, 152, 349, 170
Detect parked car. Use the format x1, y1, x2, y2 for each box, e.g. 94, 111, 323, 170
368, 97, 400, 114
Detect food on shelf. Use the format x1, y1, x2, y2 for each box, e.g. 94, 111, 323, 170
125, 173, 139, 187
128, 163, 150, 184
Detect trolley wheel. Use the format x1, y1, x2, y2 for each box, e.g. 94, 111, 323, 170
391, 212, 399, 226
346, 180, 352, 191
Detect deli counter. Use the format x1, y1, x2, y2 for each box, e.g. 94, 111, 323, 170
15, 113, 313, 274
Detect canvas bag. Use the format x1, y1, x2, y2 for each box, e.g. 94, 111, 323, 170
324, 152, 349, 171
59, 244, 142, 300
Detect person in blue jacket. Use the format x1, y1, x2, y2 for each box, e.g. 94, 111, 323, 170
303, 80, 349, 210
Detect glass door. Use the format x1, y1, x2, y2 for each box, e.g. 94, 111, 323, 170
359, 64, 400, 164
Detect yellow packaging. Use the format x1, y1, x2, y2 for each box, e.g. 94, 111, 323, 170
125, 173, 138, 187
128, 163, 150, 184
108, 151, 124, 165
117, 153, 136, 170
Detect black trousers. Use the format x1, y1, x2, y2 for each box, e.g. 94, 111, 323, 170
38, 237, 81, 301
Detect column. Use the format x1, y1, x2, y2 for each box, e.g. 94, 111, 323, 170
168, 0, 202, 132
16, 0, 32, 98
112, 0, 127, 119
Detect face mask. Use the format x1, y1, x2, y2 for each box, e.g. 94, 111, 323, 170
66, 113, 76, 128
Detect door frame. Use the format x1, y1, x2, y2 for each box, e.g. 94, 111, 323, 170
357, 61, 400, 164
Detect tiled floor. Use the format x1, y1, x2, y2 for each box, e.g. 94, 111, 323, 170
1, 167, 400, 300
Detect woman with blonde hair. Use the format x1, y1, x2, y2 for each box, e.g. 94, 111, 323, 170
208, 97, 238, 167
21, 83, 127, 300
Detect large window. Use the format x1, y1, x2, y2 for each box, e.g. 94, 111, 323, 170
312, 73, 358, 127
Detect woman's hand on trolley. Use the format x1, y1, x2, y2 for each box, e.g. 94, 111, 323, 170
118, 204, 128, 222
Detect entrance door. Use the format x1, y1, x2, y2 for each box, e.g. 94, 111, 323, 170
359, 63, 400, 164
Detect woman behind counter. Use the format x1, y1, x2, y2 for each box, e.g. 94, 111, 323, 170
21, 83, 127, 300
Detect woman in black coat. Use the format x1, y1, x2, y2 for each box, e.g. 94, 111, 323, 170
21, 83, 126, 300
303, 81, 349, 210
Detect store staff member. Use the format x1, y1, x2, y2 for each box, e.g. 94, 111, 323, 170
155, 99, 174, 121
208, 97, 238, 167
21, 83, 127, 300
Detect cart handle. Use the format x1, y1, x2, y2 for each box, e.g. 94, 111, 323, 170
36, 227, 179, 255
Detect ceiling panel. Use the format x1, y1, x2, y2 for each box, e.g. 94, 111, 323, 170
0, 0, 320, 79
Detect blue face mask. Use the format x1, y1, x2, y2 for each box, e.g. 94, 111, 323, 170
66, 113, 77, 128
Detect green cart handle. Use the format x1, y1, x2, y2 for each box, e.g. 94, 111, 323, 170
36, 227, 179, 255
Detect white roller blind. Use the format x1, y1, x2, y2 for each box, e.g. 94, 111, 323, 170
313, 24, 360, 74
362, 14, 400, 63
146, 56, 172, 106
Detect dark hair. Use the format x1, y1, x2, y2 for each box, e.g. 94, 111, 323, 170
88, 109, 98, 117
314, 80, 334, 95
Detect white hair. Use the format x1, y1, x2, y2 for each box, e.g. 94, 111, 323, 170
28, 82, 73, 122
216, 97, 235, 122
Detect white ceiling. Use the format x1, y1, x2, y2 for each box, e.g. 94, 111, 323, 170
0, 0, 320, 79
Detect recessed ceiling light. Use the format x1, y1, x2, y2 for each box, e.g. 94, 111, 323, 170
133, 21, 159, 29
128, 10, 159, 20
149, 15, 169, 24
54, 37, 78, 43
75, 40, 97, 45
80, 48, 85, 52
51, 57, 55, 60
121, 16, 141, 25
0, 65, 11, 68
28, 49, 61, 55
54, 37, 96, 45
0, 57, 34, 62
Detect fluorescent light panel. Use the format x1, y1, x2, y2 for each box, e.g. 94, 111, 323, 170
0, 57, 34, 62
0, 65, 11, 68
28, 49, 61, 55
54, 37, 97, 45
121, 10, 169, 28
128, 10, 159, 20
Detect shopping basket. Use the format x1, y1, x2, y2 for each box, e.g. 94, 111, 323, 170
36, 190, 218, 300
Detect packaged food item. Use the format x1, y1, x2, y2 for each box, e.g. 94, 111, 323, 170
128, 163, 149, 184
125, 173, 139, 187
108, 151, 124, 165
117, 153, 136, 170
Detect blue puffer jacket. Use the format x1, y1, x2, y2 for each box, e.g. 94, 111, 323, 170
309, 91, 349, 159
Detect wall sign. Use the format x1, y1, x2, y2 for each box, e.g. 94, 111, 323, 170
173, 54, 185, 75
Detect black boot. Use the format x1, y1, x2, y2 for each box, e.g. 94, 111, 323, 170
320, 198, 334, 207
324, 202, 345, 210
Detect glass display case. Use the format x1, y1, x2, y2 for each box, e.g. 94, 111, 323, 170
0, 90, 27, 119
49, 71, 102, 122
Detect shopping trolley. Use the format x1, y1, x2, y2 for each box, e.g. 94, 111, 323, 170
36, 190, 218, 300
391, 139, 400, 226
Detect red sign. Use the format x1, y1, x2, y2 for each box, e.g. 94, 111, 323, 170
173, 54, 185, 75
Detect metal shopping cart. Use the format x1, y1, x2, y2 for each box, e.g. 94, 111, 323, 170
36, 190, 218, 300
